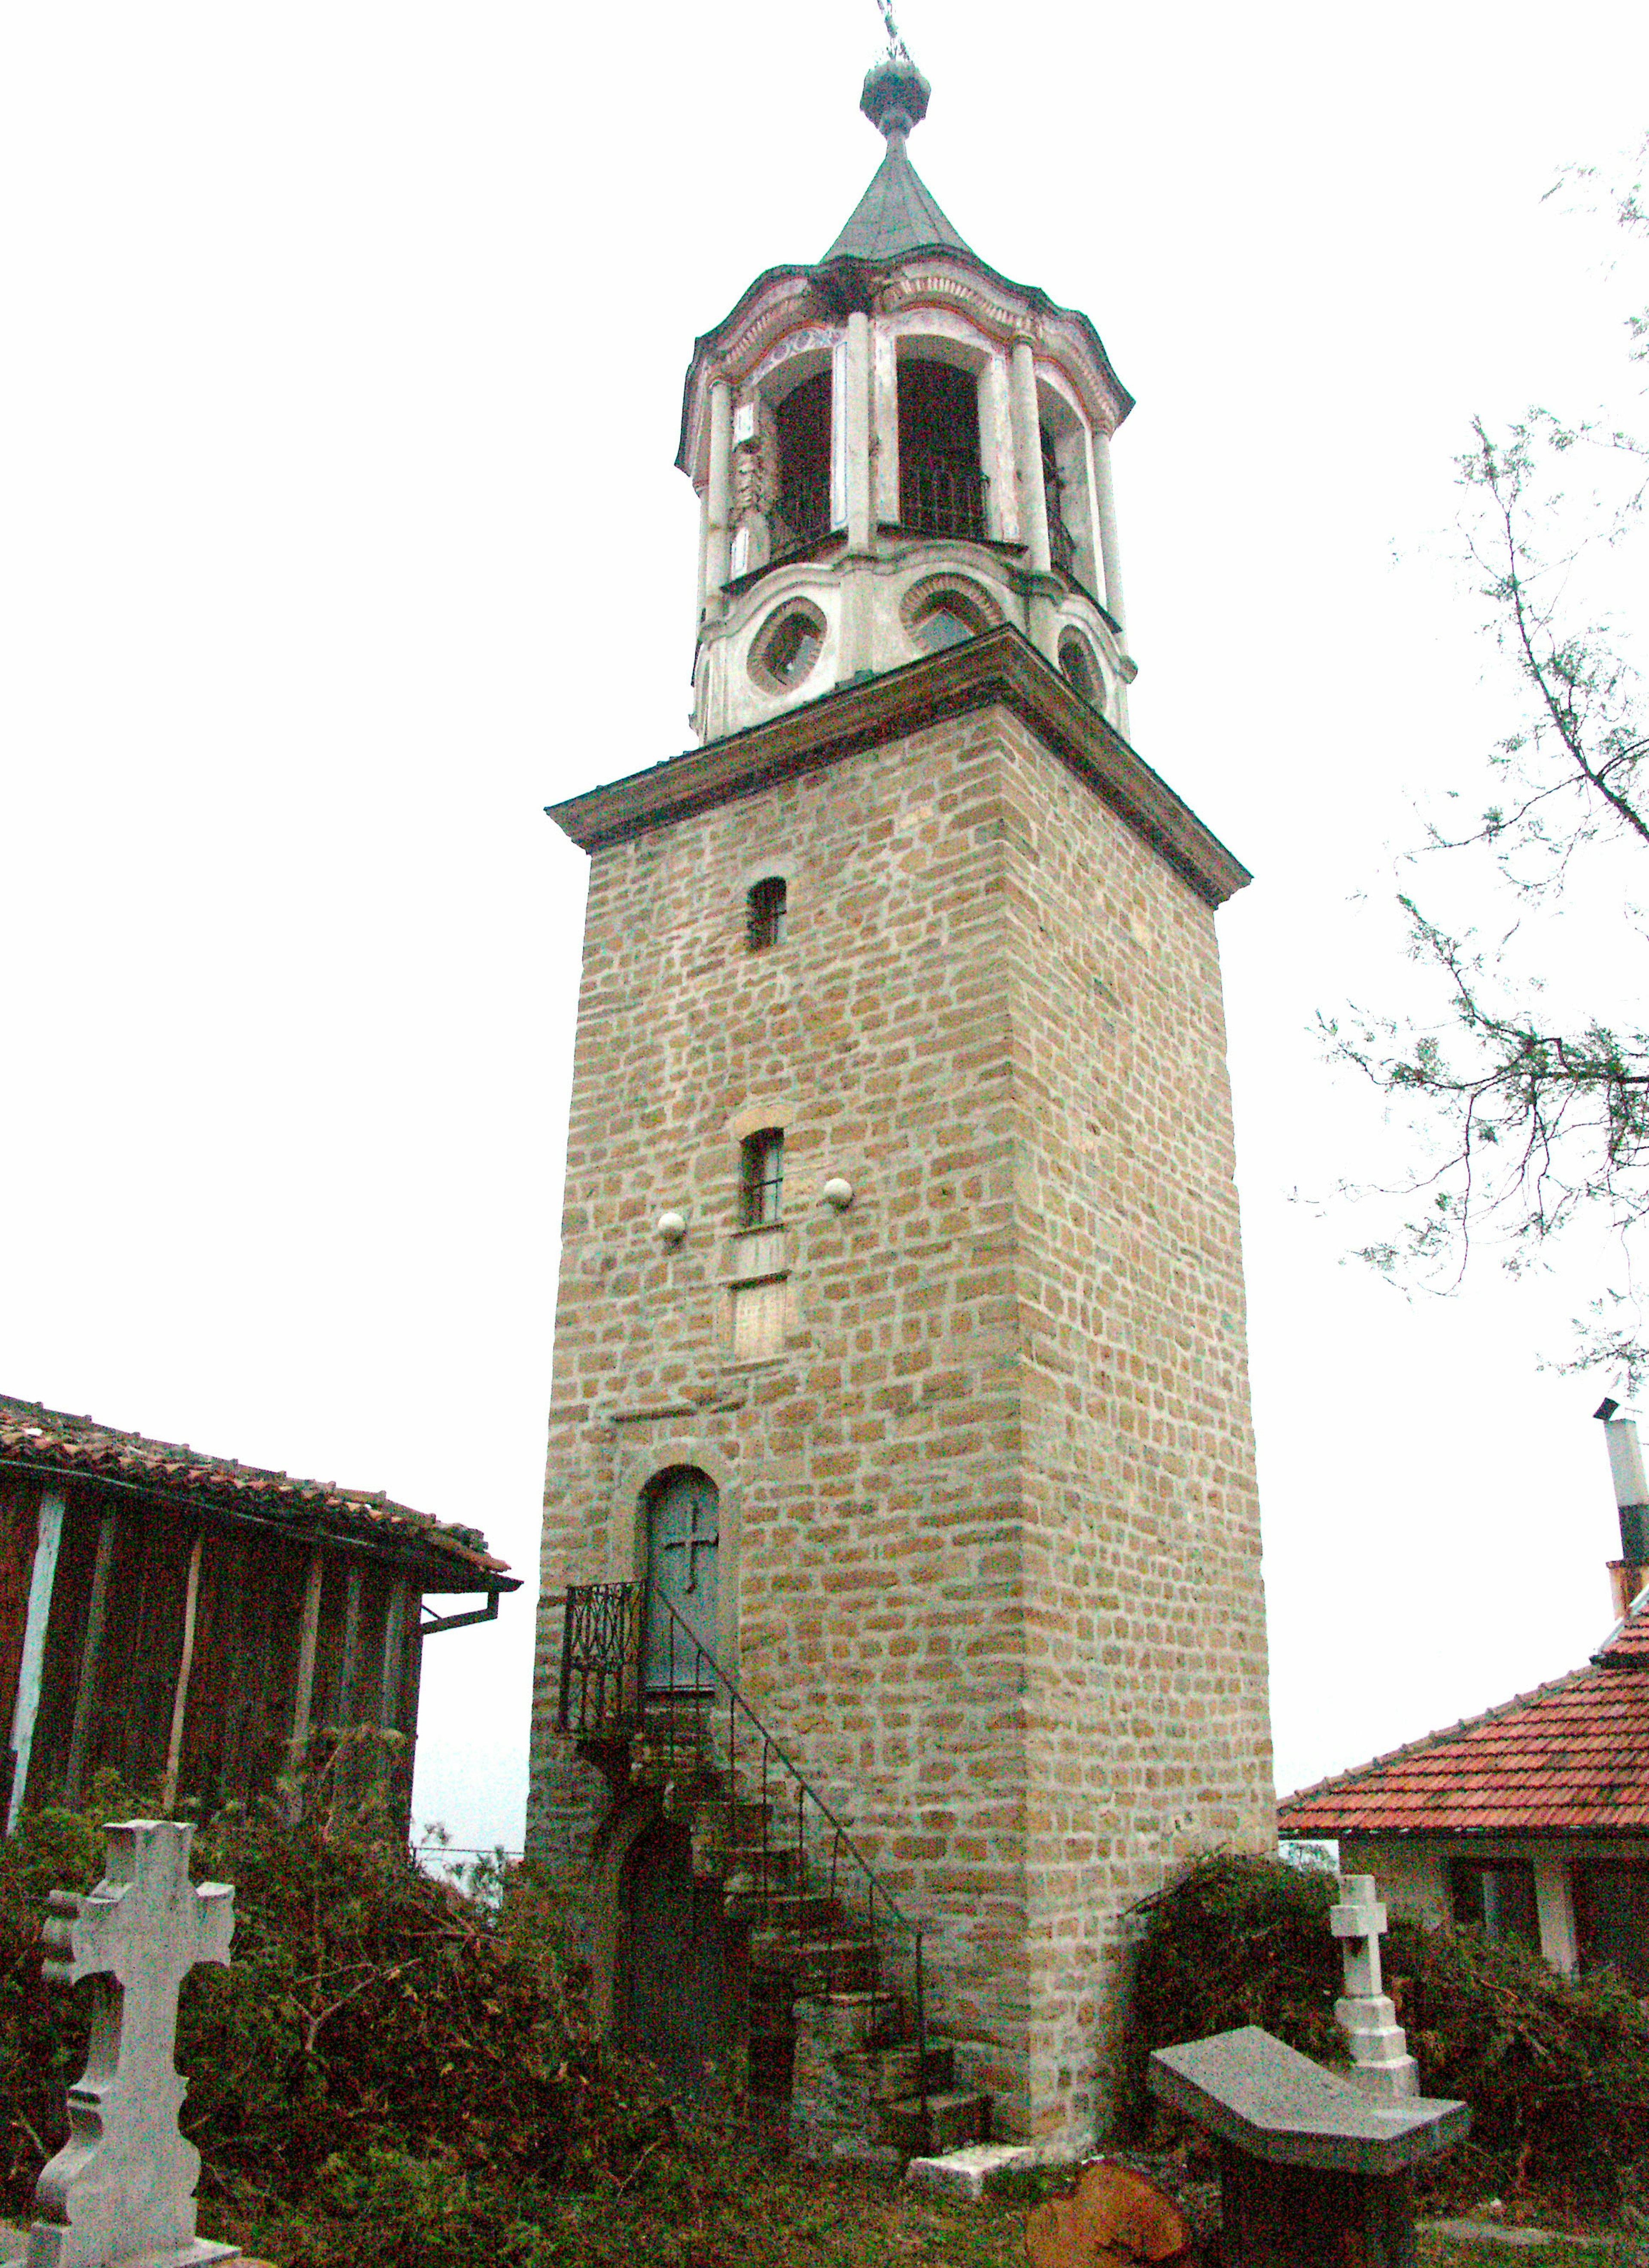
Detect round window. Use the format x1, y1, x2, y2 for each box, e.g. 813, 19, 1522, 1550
1059, 630, 1100, 707
912, 602, 980, 654
750, 602, 826, 694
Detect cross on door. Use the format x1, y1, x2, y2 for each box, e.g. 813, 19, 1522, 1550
30, 1818, 235, 2268
659, 1489, 719, 1595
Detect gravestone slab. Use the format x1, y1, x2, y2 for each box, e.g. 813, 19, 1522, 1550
1150, 2026, 1468, 2268
3, 1820, 239, 2268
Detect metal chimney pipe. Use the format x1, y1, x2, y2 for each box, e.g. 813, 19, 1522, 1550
1596, 1399, 1649, 1617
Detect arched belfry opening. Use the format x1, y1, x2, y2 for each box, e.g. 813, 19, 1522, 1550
897, 357, 986, 540
773, 368, 833, 556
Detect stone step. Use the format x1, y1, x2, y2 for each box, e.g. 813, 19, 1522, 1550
815, 1988, 901, 2045
876, 2088, 989, 2158
724, 1887, 845, 1929
867, 2040, 954, 2102
715, 1845, 800, 1884
751, 1932, 878, 1993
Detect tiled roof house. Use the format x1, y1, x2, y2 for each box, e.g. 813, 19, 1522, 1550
0, 1394, 517, 1832
1278, 1408, 1649, 1986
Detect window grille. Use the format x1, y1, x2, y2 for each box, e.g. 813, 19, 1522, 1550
740, 1129, 784, 1227
747, 877, 787, 949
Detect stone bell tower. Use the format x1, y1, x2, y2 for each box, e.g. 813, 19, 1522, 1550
530, 54, 1273, 2155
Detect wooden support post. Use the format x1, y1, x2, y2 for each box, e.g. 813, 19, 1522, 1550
6, 1488, 65, 1833
64, 1509, 117, 1803
288, 1546, 325, 1782
378, 1576, 410, 1733
161, 1531, 204, 1813
339, 1563, 362, 1722
337, 1563, 363, 1802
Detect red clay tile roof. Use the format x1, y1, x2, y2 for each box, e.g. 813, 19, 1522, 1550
1596, 1593, 1649, 1663
1278, 1589, 1649, 1838
0, 1394, 512, 1590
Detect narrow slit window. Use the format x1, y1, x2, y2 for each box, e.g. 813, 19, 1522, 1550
747, 876, 787, 950
740, 1128, 784, 1227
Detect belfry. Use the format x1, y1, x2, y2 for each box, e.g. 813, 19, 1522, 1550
530, 53, 1273, 2156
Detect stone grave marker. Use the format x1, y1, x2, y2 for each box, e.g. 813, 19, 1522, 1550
4, 1820, 239, 2268
1149, 2024, 1468, 2268
1331, 1873, 1420, 2100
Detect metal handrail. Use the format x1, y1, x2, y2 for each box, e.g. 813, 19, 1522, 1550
559, 1577, 930, 2148
771, 476, 831, 556
900, 455, 989, 542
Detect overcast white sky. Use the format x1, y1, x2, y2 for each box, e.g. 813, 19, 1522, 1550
3, 3, 1648, 1858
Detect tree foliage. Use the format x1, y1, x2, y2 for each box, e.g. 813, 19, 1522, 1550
1326, 140, 1649, 1378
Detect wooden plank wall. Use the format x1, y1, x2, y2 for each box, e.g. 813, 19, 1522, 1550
6, 1481, 441, 1834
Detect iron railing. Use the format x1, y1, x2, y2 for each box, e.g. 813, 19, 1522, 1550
770, 477, 831, 557
900, 455, 989, 542
558, 1577, 929, 2147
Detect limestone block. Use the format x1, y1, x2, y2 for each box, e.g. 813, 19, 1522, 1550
904, 2141, 1041, 2198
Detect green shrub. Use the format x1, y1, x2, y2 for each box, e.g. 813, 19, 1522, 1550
0, 1773, 675, 2259
1122, 1851, 1649, 2214
1120, 1851, 1347, 2131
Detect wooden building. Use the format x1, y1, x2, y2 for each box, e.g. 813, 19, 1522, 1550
0, 1393, 516, 1830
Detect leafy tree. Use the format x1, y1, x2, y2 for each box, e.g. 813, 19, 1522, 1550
1326, 140, 1649, 1380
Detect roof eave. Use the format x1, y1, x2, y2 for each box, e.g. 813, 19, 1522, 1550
673, 246, 1135, 479
0, 1446, 514, 1594
546, 623, 1249, 908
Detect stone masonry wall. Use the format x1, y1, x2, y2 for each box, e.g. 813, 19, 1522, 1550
995, 716, 1274, 2140
529, 699, 1272, 2145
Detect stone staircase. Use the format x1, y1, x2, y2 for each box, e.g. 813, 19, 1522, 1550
630, 1692, 991, 2161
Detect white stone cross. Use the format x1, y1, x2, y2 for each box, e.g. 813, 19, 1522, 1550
10, 1820, 238, 2268
1329, 1873, 1419, 2103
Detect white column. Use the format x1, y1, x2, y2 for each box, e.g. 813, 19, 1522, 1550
830, 340, 849, 532
845, 312, 873, 552
1534, 1852, 1579, 1973
6, 1488, 65, 1832
1008, 338, 1051, 575
1092, 424, 1128, 634
703, 379, 734, 607
872, 326, 900, 525
977, 358, 1015, 541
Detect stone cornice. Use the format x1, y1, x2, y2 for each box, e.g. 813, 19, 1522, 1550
547, 626, 1250, 908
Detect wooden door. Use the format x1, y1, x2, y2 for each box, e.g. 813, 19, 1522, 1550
621, 1818, 734, 2099
643, 1468, 719, 1691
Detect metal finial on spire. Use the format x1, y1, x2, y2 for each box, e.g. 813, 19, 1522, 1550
861, 0, 928, 137
860, 53, 931, 140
